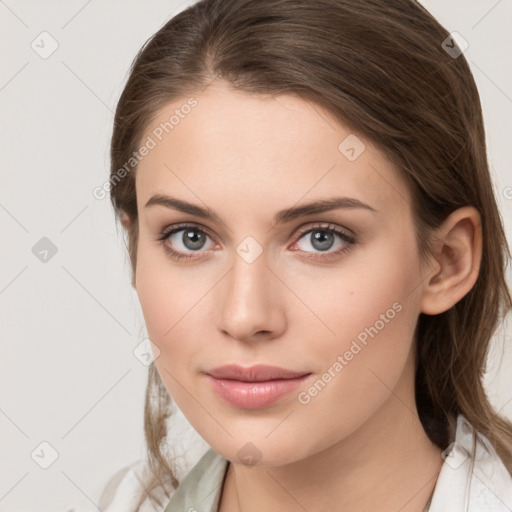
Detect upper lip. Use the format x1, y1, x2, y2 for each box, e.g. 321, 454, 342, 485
206, 364, 311, 382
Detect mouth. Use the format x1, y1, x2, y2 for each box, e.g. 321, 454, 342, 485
205, 364, 312, 409
206, 364, 311, 382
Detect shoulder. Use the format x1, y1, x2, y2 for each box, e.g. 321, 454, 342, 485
102, 459, 178, 512
63, 421, 211, 512
429, 415, 512, 511
64, 459, 177, 512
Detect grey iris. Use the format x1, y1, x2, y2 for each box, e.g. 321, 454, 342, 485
183, 230, 206, 250
311, 230, 334, 251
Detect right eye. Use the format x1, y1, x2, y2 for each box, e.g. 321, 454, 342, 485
157, 224, 218, 261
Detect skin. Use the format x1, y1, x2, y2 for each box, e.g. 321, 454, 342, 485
126, 80, 482, 512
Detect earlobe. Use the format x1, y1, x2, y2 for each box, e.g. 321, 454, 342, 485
120, 211, 132, 231
420, 207, 482, 315
119, 211, 137, 290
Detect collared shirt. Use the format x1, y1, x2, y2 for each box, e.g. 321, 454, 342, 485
68, 414, 512, 511
162, 415, 512, 512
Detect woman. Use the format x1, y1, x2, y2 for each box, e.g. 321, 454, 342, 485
101, 0, 512, 510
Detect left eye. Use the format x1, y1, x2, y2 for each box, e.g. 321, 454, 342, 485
292, 226, 354, 254
161, 227, 216, 253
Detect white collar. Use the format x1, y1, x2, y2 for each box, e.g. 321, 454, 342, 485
429, 414, 512, 511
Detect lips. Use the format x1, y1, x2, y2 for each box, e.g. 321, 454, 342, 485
205, 364, 312, 409
206, 364, 310, 382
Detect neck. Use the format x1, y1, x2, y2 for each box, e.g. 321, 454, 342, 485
219, 357, 443, 512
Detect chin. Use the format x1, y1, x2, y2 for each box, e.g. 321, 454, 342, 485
207, 432, 316, 468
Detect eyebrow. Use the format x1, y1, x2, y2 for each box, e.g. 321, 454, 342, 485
144, 194, 377, 225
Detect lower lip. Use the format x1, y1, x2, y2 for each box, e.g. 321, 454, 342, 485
206, 374, 311, 409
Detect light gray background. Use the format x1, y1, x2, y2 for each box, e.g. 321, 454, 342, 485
1, 1, 511, 511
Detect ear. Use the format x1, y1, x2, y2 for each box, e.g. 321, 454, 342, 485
120, 211, 132, 231
119, 211, 137, 290
420, 206, 482, 315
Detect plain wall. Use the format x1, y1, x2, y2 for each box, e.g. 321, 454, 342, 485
0, 1, 511, 510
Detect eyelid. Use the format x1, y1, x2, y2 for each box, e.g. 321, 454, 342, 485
292, 222, 356, 241
157, 221, 355, 244
156, 222, 217, 242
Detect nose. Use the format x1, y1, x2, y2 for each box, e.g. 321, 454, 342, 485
215, 247, 286, 344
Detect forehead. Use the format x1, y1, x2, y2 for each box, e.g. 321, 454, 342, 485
135, 82, 411, 220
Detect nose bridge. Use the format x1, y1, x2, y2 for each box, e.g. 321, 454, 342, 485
231, 244, 269, 300
216, 240, 284, 342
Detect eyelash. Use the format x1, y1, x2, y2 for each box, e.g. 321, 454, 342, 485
155, 222, 356, 262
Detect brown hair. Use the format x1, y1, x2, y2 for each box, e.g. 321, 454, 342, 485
109, 0, 512, 507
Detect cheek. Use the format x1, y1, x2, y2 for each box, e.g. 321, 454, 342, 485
287, 228, 421, 357
134, 240, 222, 395
290, 234, 423, 439
135, 244, 193, 362
135, 259, 200, 412
135, 236, 203, 338
135, 252, 172, 342
295, 233, 416, 348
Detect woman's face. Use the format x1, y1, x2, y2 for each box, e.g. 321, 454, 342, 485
134, 81, 431, 465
